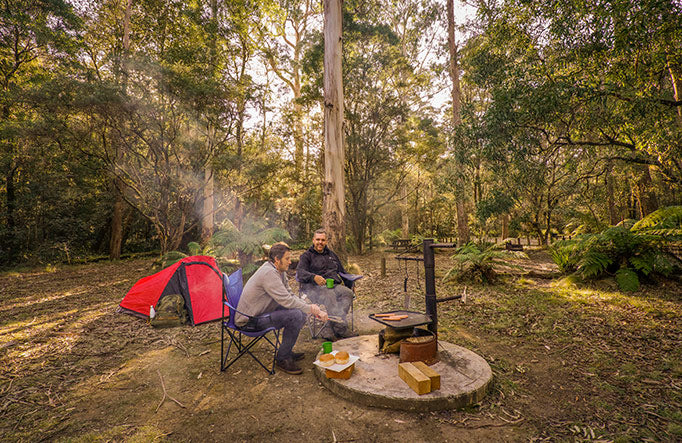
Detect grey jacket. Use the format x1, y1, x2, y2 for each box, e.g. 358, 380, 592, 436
235, 261, 311, 326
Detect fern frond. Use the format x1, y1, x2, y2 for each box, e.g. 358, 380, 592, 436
187, 242, 202, 256
615, 268, 639, 292
578, 251, 612, 278
158, 250, 187, 268
632, 206, 682, 231
629, 253, 655, 275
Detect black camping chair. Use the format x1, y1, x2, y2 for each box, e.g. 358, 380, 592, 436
296, 272, 362, 339
220, 269, 281, 374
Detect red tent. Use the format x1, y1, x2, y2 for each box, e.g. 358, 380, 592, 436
119, 256, 225, 325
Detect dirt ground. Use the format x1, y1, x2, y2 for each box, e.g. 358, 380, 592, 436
1, 249, 681, 442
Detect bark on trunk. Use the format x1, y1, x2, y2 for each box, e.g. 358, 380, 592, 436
109, 177, 124, 259
668, 58, 682, 128
634, 164, 659, 218
605, 162, 618, 225
109, 0, 133, 259
201, 165, 214, 242
447, 0, 470, 246
200, 0, 218, 243
401, 185, 409, 237
322, 0, 346, 261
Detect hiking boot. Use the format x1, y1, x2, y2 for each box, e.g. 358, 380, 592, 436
276, 358, 303, 375
292, 352, 305, 361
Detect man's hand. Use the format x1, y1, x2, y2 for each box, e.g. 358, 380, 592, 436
313, 275, 326, 286
310, 304, 328, 322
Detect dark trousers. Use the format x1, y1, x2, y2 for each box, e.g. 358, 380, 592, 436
249, 308, 306, 361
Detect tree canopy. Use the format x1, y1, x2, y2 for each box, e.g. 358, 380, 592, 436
1, 0, 680, 266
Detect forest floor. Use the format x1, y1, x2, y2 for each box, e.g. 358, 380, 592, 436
1, 249, 681, 442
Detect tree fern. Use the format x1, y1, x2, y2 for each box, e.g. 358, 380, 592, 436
628, 252, 655, 276
155, 219, 291, 271
615, 268, 639, 292
632, 206, 682, 235
444, 243, 525, 284
577, 250, 612, 278
211, 218, 291, 267
549, 206, 682, 292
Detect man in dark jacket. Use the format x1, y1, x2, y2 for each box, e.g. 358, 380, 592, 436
296, 229, 356, 340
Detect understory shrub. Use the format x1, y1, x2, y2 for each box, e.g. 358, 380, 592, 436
444, 243, 526, 284
157, 219, 290, 277
549, 206, 682, 291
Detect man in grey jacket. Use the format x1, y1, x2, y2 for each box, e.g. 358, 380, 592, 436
236, 242, 327, 375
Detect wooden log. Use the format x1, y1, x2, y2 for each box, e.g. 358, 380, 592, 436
412, 361, 440, 391
398, 362, 431, 395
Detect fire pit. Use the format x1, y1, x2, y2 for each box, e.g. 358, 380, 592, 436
399, 328, 438, 365
313, 335, 492, 411
370, 311, 439, 364
368, 310, 431, 330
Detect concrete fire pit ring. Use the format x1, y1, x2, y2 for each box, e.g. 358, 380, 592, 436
314, 335, 492, 412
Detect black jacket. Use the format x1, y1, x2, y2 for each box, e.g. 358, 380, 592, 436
296, 245, 346, 286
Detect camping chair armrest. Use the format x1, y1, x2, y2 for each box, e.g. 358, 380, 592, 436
339, 272, 363, 289
223, 301, 274, 323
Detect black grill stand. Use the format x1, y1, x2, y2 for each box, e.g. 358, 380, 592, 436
423, 238, 460, 335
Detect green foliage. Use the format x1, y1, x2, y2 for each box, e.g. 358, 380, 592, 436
210, 219, 290, 260
632, 206, 682, 238
157, 220, 290, 271
578, 250, 612, 279
549, 242, 575, 273
377, 228, 403, 246
475, 190, 514, 224
444, 243, 525, 284
615, 268, 640, 292
550, 211, 682, 291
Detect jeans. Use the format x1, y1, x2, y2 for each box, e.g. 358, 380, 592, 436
248, 307, 306, 361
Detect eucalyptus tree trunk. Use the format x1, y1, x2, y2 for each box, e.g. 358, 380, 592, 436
322, 0, 346, 261
200, 0, 218, 243
109, 0, 133, 260
605, 161, 618, 225
447, 0, 470, 246
668, 58, 682, 128
401, 185, 409, 237
634, 165, 659, 217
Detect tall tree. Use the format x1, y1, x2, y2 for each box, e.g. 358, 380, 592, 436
447, 0, 470, 245
109, 0, 134, 259
200, 0, 218, 243
0, 0, 80, 261
322, 0, 346, 258
259, 0, 320, 183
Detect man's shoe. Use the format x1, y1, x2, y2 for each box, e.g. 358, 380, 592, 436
292, 352, 305, 361
276, 358, 303, 375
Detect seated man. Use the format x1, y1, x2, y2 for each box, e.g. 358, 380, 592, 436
296, 229, 356, 340
235, 242, 328, 375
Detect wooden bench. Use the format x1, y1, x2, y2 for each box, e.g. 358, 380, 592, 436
505, 241, 524, 251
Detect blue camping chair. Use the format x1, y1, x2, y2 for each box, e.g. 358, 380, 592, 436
220, 269, 281, 374
296, 271, 363, 339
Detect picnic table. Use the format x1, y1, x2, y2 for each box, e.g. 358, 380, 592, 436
390, 239, 417, 252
